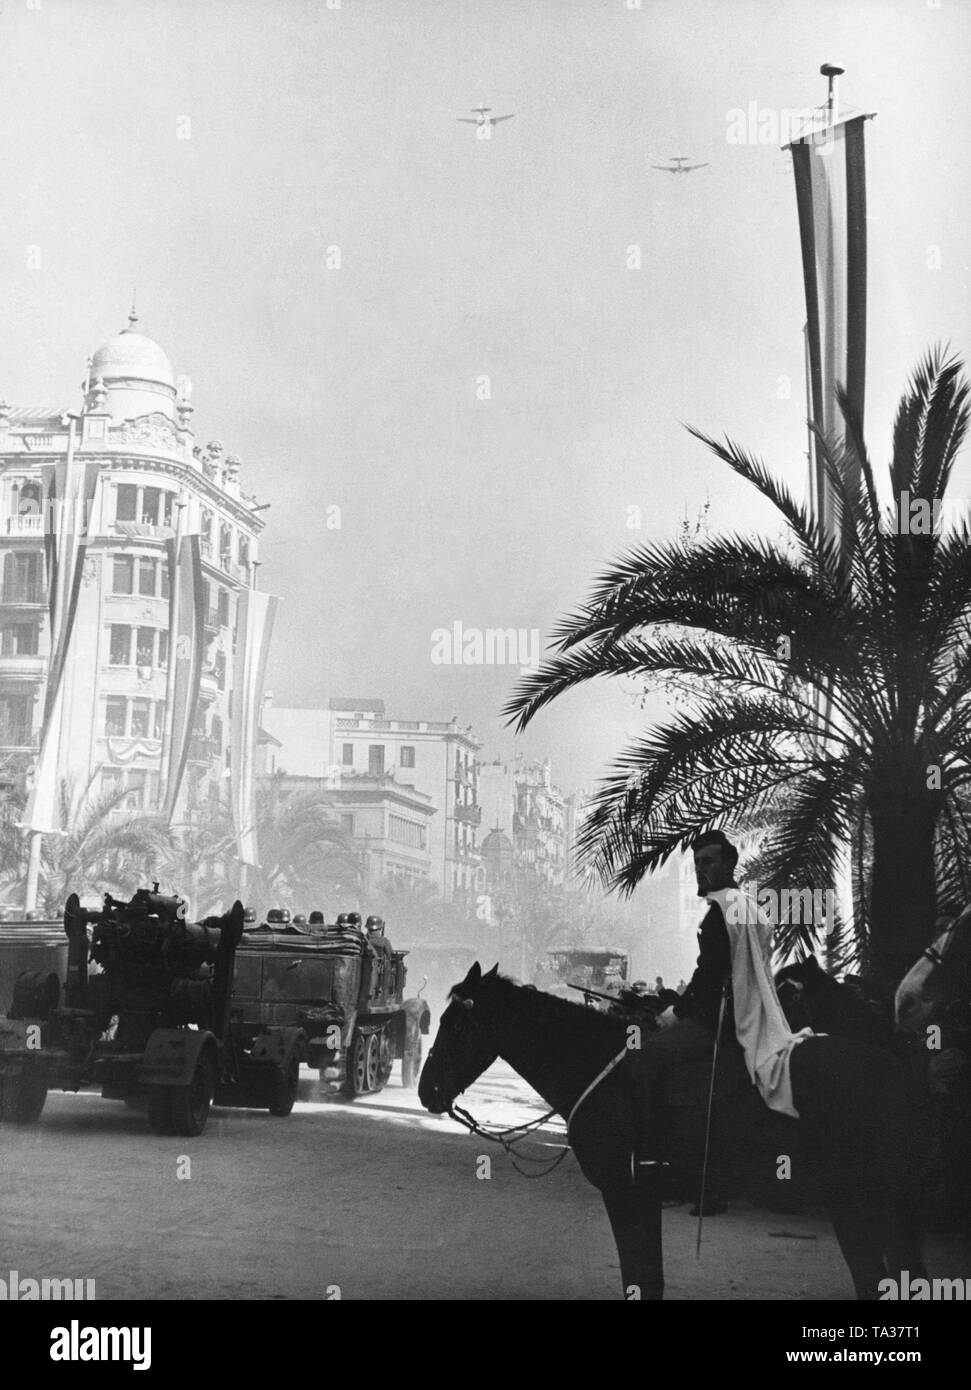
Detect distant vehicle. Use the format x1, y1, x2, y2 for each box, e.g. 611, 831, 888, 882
651, 156, 709, 175
457, 105, 516, 132
539, 948, 630, 1008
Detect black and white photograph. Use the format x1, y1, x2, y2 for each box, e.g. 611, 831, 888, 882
0, 0, 969, 1349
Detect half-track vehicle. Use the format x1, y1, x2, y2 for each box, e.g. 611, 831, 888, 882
0, 887, 306, 1136
233, 909, 430, 1095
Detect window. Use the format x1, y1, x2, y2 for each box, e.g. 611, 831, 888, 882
113, 556, 134, 595
130, 699, 152, 739
1, 622, 38, 656
3, 551, 42, 603
214, 651, 226, 690
138, 558, 157, 597
211, 715, 223, 749
340, 813, 354, 835
341, 743, 354, 766
125, 770, 147, 811
217, 588, 230, 626
239, 537, 250, 568
101, 767, 123, 798
109, 625, 132, 665
400, 745, 415, 768
368, 745, 385, 776
104, 697, 127, 737
116, 484, 138, 522
157, 632, 169, 669
17, 481, 42, 516
153, 702, 164, 740
135, 627, 155, 667
160, 563, 170, 600
141, 488, 161, 525
0, 690, 33, 745
201, 509, 213, 545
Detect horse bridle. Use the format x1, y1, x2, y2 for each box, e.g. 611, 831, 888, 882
446, 1045, 630, 1179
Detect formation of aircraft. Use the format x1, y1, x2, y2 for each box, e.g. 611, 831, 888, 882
651, 156, 709, 175
455, 109, 710, 176
457, 105, 516, 131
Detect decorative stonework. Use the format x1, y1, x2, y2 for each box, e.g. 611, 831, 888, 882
112, 412, 180, 450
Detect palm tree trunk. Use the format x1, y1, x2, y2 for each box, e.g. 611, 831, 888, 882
867, 795, 938, 994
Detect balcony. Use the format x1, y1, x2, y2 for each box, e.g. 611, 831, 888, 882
204, 608, 221, 634
187, 736, 220, 763
0, 654, 45, 679
454, 802, 482, 826
1, 582, 45, 606
0, 726, 38, 751
4, 515, 45, 537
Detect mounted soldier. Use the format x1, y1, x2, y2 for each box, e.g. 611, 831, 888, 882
631, 829, 811, 1164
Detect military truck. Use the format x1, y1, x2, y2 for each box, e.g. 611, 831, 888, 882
0, 887, 306, 1136
233, 909, 430, 1095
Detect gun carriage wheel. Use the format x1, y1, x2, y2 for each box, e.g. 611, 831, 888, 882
0, 1070, 48, 1124
267, 1053, 300, 1116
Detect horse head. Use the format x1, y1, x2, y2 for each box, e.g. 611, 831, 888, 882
418, 961, 501, 1115
894, 902, 971, 1036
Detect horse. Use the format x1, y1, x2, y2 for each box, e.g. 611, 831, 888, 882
895, 903, 971, 1040
774, 957, 893, 1048
419, 963, 926, 1301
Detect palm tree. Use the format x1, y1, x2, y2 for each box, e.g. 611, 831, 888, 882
240, 774, 365, 917
35, 779, 172, 917
507, 348, 971, 991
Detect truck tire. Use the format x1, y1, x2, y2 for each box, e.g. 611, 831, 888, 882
376, 1030, 394, 1089
147, 1089, 173, 1135
169, 1054, 215, 1137
341, 1030, 369, 1098
401, 1036, 423, 1089
267, 1054, 299, 1116
0, 1070, 48, 1124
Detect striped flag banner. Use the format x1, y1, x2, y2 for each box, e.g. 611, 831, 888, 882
789, 113, 872, 539
162, 535, 206, 824
24, 453, 100, 833
230, 589, 279, 867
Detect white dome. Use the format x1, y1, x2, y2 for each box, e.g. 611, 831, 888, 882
90, 327, 175, 390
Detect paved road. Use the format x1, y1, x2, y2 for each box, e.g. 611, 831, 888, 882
0, 1061, 966, 1300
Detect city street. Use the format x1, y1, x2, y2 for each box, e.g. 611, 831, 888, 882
3, 1058, 964, 1302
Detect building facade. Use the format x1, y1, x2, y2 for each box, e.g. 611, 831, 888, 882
0, 314, 265, 821
262, 698, 482, 903
477, 755, 568, 886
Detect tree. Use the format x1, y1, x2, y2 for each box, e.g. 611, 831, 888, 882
506, 349, 971, 990
234, 774, 364, 918
34, 779, 171, 917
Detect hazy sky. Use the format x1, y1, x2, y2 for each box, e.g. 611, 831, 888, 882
1, 0, 968, 795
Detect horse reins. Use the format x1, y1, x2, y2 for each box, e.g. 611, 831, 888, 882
448, 1046, 630, 1179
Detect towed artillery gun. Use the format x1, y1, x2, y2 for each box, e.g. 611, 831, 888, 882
233, 909, 430, 1095
0, 887, 306, 1136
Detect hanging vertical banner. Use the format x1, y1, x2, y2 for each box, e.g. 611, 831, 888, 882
24, 450, 100, 833
789, 112, 872, 541
162, 534, 206, 824
230, 588, 279, 866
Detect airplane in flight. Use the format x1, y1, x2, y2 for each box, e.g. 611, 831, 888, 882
457, 105, 516, 131
651, 156, 709, 175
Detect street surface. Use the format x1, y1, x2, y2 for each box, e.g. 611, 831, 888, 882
1, 1059, 967, 1301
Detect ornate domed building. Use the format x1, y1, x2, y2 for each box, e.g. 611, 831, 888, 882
0, 313, 272, 861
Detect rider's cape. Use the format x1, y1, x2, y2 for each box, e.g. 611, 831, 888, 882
707, 887, 812, 1119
